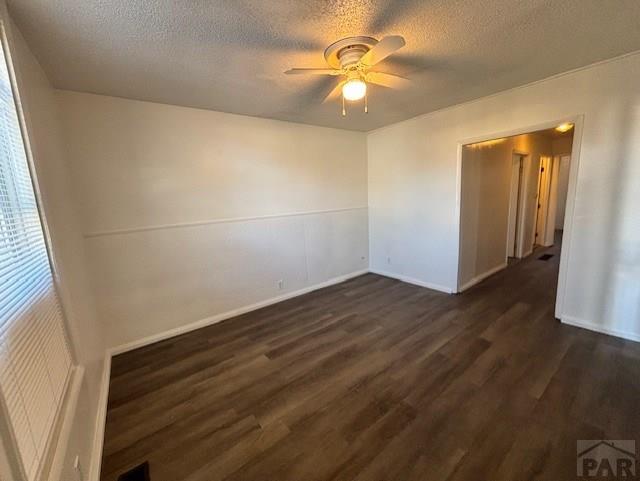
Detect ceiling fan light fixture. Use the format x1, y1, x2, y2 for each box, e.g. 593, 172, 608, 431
285, 35, 408, 114
342, 78, 367, 101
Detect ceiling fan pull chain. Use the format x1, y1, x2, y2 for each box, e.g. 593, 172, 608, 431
342, 94, 346, 116
365, 91, 368, 113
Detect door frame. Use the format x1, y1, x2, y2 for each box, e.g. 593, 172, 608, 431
454, 115, 584, 321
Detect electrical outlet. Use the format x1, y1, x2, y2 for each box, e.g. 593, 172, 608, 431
277, 279, 284, 290
73, 455, 84, 481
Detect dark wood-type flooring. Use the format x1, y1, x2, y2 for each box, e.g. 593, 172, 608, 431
101, 242, 640, 481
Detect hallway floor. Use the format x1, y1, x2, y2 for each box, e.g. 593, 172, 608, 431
101, 241, 640, 481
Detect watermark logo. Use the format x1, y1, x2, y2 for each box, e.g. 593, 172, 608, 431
577, 440, 637, 478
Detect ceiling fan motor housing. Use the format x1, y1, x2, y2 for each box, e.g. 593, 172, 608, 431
324, 36, 378, 70
338, 45, 369, 69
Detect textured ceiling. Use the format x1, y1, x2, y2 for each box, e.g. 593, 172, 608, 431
8, 0, 640, 131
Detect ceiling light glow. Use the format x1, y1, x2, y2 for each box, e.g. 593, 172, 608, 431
555, 123, 574, 133
467, 138, 507, 148
342, 79, 367, 101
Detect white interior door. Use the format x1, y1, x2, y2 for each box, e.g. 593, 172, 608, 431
544, 156, 561, 246
506, 154, 523, 257
555, 155, 572, 230
535, 156, 552, 247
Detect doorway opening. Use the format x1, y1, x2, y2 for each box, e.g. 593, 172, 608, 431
457, 122, 576, 295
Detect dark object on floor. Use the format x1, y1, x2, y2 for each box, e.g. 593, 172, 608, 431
538, 254, 554, 260
117, 462, 150, 481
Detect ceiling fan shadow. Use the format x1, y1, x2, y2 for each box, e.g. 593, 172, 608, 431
367, 0, 419, 33
284, 75, 338, 112
381, 54, 449, 75
384, 55, 499, 79
187, 1, 324, 52
235, 1, 326, 51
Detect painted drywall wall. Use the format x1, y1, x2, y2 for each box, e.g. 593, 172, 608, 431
459, 141, 512, 288
5, 15, 103, 481
368, 52, 640, 341
56, 91, 369, 348
552, 136, 574, 155
459, 133, 552, 289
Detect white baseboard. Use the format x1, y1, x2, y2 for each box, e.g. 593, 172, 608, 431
368, 268, 454, 294
110, 269, 369, 355
457, 262, 508, 293
561, 315, 640, 343
88, 355, 111, 481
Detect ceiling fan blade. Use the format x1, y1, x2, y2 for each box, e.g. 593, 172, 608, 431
358, 36, 406, 67
323, 80, 347, 103
285, 68, 342, 76
366, 71, 411, 89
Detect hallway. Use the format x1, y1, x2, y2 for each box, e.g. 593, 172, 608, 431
102, 241, 640, 481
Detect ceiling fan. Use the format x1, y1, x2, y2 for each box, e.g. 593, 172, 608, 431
285, 36, 409, 115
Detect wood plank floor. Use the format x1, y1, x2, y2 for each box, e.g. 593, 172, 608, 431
101, 242, 640, 481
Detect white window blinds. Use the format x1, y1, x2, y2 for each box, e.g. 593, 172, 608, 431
0, 34, 73, 481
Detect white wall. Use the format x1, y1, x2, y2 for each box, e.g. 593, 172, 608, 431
552, 136, 574, 155
5, 15, 104, 481
56, 91, 369, 349
368, 52, 640, 341
458, 132, 552, 289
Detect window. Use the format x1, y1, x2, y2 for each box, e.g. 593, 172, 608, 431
0, 28, 73, 481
